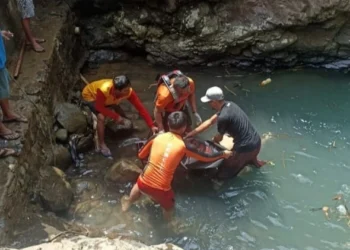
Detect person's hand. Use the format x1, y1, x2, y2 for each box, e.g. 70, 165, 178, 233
1, 30, 14, 40
194, 112, 202, 126
151, 126, 158, 135
158, 129, 165, 134
184, 131, 194, 139
222, 150, 233, 159
212, 134, 223, 143
116, 116, 125, 125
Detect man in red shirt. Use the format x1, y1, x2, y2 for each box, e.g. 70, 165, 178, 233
82, 75, 157, 157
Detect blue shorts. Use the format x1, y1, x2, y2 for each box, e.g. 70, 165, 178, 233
0, 68, 10, 99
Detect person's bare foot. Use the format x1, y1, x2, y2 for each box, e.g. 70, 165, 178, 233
32, 42, 45, 53
121, 195, 131, 212
99, 144, 112, 158
26, 38, 46, 45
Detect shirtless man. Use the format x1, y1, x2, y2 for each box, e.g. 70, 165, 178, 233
121, 111, 232, 221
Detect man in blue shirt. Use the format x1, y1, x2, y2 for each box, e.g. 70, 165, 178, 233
0, 29, 27, 140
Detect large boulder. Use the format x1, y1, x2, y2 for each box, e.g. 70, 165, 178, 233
105, 159, 142, 183
38, 166, 74, 213
54, 103, 88, 134
5, 235, 183, 250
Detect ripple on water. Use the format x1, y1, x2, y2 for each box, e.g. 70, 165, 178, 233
290, 173, 313, 185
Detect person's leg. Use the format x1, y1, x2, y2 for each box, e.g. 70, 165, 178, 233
216, 151, 245, 179
96, 113, 110, 152
17, 0, 45, 52
182, 106, 193, 132
250, 141, 266, 168
158, 189, 175, 222
0, 68, 27, 123
162, 207, 174, 222
121, 182, 142, 212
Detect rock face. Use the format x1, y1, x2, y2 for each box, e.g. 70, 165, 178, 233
78, 0, 350, 68
5, 236, 183, 250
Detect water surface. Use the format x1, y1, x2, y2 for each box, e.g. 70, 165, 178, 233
76, 62, 350, 250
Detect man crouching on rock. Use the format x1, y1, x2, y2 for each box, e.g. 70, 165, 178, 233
82, 75, 158, 158
185, 86, 266, 179
121, 111, 232, 221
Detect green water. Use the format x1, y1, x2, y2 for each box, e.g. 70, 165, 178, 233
164, 68, 350, 250
75, 65, 350, 250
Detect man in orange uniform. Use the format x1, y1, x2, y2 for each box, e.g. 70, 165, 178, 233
121, 111, 232, 221
82, 75, 158, 157
153, 72, 202, 132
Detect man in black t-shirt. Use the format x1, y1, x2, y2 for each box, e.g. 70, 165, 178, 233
185, 86, 266, 178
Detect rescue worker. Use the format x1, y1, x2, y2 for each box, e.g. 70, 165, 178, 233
121, 111, 232, 221
185, 86, 266, 178
82, 75, 157, 157
153, 70, 202, 132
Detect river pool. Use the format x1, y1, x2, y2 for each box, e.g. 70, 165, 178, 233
76, 61, 350, 250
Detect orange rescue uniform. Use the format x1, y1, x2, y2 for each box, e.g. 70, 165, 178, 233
155, 77, 195, 113
138, 132, 224, 191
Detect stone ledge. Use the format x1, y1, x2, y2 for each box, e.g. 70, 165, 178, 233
0, 1, 85, 245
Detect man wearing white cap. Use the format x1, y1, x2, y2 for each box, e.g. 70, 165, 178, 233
185, 86, 266, 178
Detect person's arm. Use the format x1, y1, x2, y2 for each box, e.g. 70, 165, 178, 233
214, 115, 227, 142
189, 92, 202, 125
185, 113, 218, 138
127, 90, 154, 129
138, 136, 155, 159
185, 147, 232, 162
95, 89, 121, 121
154, 90, 172, 132
189, 92, 197, 113
154, 106, 164, 131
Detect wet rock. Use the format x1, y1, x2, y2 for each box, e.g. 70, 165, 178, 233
322, 60, 350, 69
6, 235, 184, 249
48, 144, 72, 170
105, 159, 142, 183
55, 128, 68, 142
54, 102, 87, 134
76, 133, 94, 152
38, 166, 73, 213
106, 118, 133, 133
73, 200, 112, 225
335, 19, 350, 46
71, 179, 104, 200
88, 50, 130, 64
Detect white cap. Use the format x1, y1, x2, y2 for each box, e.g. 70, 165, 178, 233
200, 86, 224, 103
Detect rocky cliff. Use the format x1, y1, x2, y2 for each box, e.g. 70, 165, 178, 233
76, 0, 350, 69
